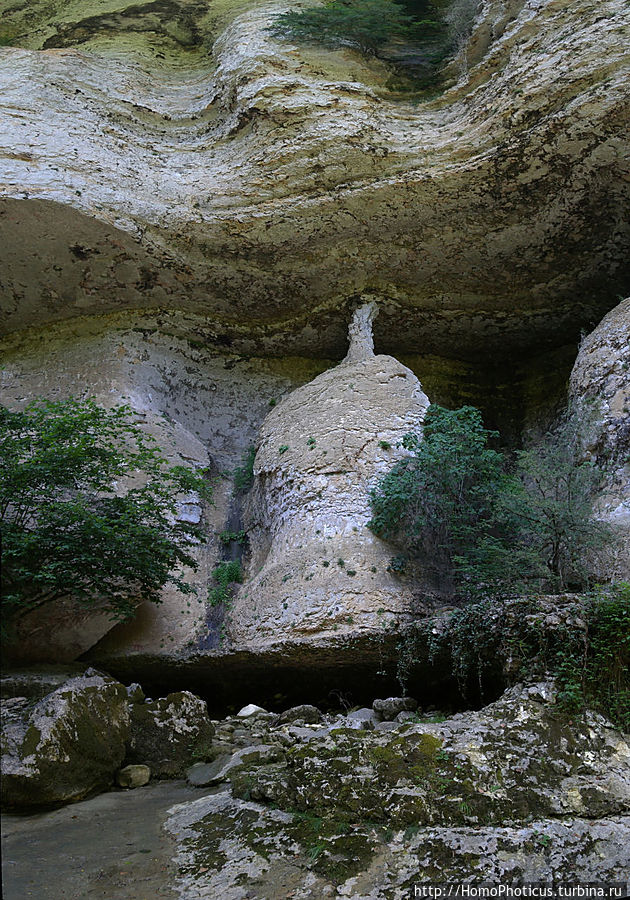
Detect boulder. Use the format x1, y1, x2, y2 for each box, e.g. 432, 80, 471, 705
277, 704, 323, 725
116, 764, 150, 788
344, 708, 378, 730
236, 704, 268, 719
187, 744, 285, 787
1, 668, 130, 809
167, 793, 630, 895
126, 691, 214, 777
162, 683, 630, 893
186, 756, 232, 787
226, 682, 630, 827
372, 697, 418, 721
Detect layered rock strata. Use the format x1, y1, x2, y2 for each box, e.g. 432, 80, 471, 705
0, 0, 628, 359
568, 297, 630, 581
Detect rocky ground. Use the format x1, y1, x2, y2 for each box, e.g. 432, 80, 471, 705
2, 668, 629, 897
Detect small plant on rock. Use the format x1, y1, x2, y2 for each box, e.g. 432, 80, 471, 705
208, 560, 243, 607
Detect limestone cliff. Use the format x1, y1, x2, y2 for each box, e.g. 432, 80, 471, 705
0, 0, 628, 359
569, 297, 630, 581
0, 0, 628, 686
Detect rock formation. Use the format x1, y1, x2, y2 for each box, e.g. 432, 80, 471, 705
229, 303, 429, 645
2, 670, 629, 891
568, 297, 630, 580
0, 0, 628, 360
166, 682, 630, 894
1, 668, 130, 808
0, 0, 627, 701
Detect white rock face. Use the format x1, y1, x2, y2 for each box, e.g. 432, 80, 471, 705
0, 312, 333, 660
229, 306, 430, 645
569, 297, 630, 580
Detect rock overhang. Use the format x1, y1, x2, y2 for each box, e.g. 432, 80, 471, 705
0, 0, 628, 362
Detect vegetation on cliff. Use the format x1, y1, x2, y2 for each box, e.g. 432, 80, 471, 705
397, 586, 630, 729
269, 0, 416, 57
0, 398, 213, 636
368, 404, 614, 596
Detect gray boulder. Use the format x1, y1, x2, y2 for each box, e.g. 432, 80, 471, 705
126, 691, 214, 777
187, 756, 233, 787
278, 704, 323, 725
373, 696, 418, 721
1, 668, 130, 809
345, 708, 378, 729
187, 744, 285, 787
116, 764, 150, 788
226, 682, 630, 827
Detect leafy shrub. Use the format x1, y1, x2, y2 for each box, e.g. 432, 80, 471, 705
0, 398, 213, 632
218, 529, 248, 545
369, 405, 524, 594
504, 417, 613, 590
208, 560, 243, 607
369, 404, 614, 596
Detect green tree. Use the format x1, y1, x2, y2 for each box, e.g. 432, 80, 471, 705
269, 0, 418, 57
368, 404, 613, 596
504, 417, 613, 590
368, 405, 525, 594
0, 398, 213, 633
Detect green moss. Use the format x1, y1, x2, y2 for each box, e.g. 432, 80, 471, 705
287, 811, 376, 882
21, 725, 42, 758
368, 732, 442, 784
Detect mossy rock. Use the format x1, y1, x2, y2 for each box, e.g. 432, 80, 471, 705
126, 691, 214, 777
1, 669, 129, 809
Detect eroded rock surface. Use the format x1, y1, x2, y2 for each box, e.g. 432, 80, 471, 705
0, 0, 628, 358
165, 682, 630, 896
569, 296, 630, 580
229, 305, 430, 645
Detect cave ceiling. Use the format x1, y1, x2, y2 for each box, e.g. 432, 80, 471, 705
0, 0, 628, 363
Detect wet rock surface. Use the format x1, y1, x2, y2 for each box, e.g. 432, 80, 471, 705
1, 780, 198, 900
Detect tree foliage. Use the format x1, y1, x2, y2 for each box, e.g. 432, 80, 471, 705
368, 404, 614, 596
502, 417, 613, 590
269, 0, 420, 57
0, 398, 213, 630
